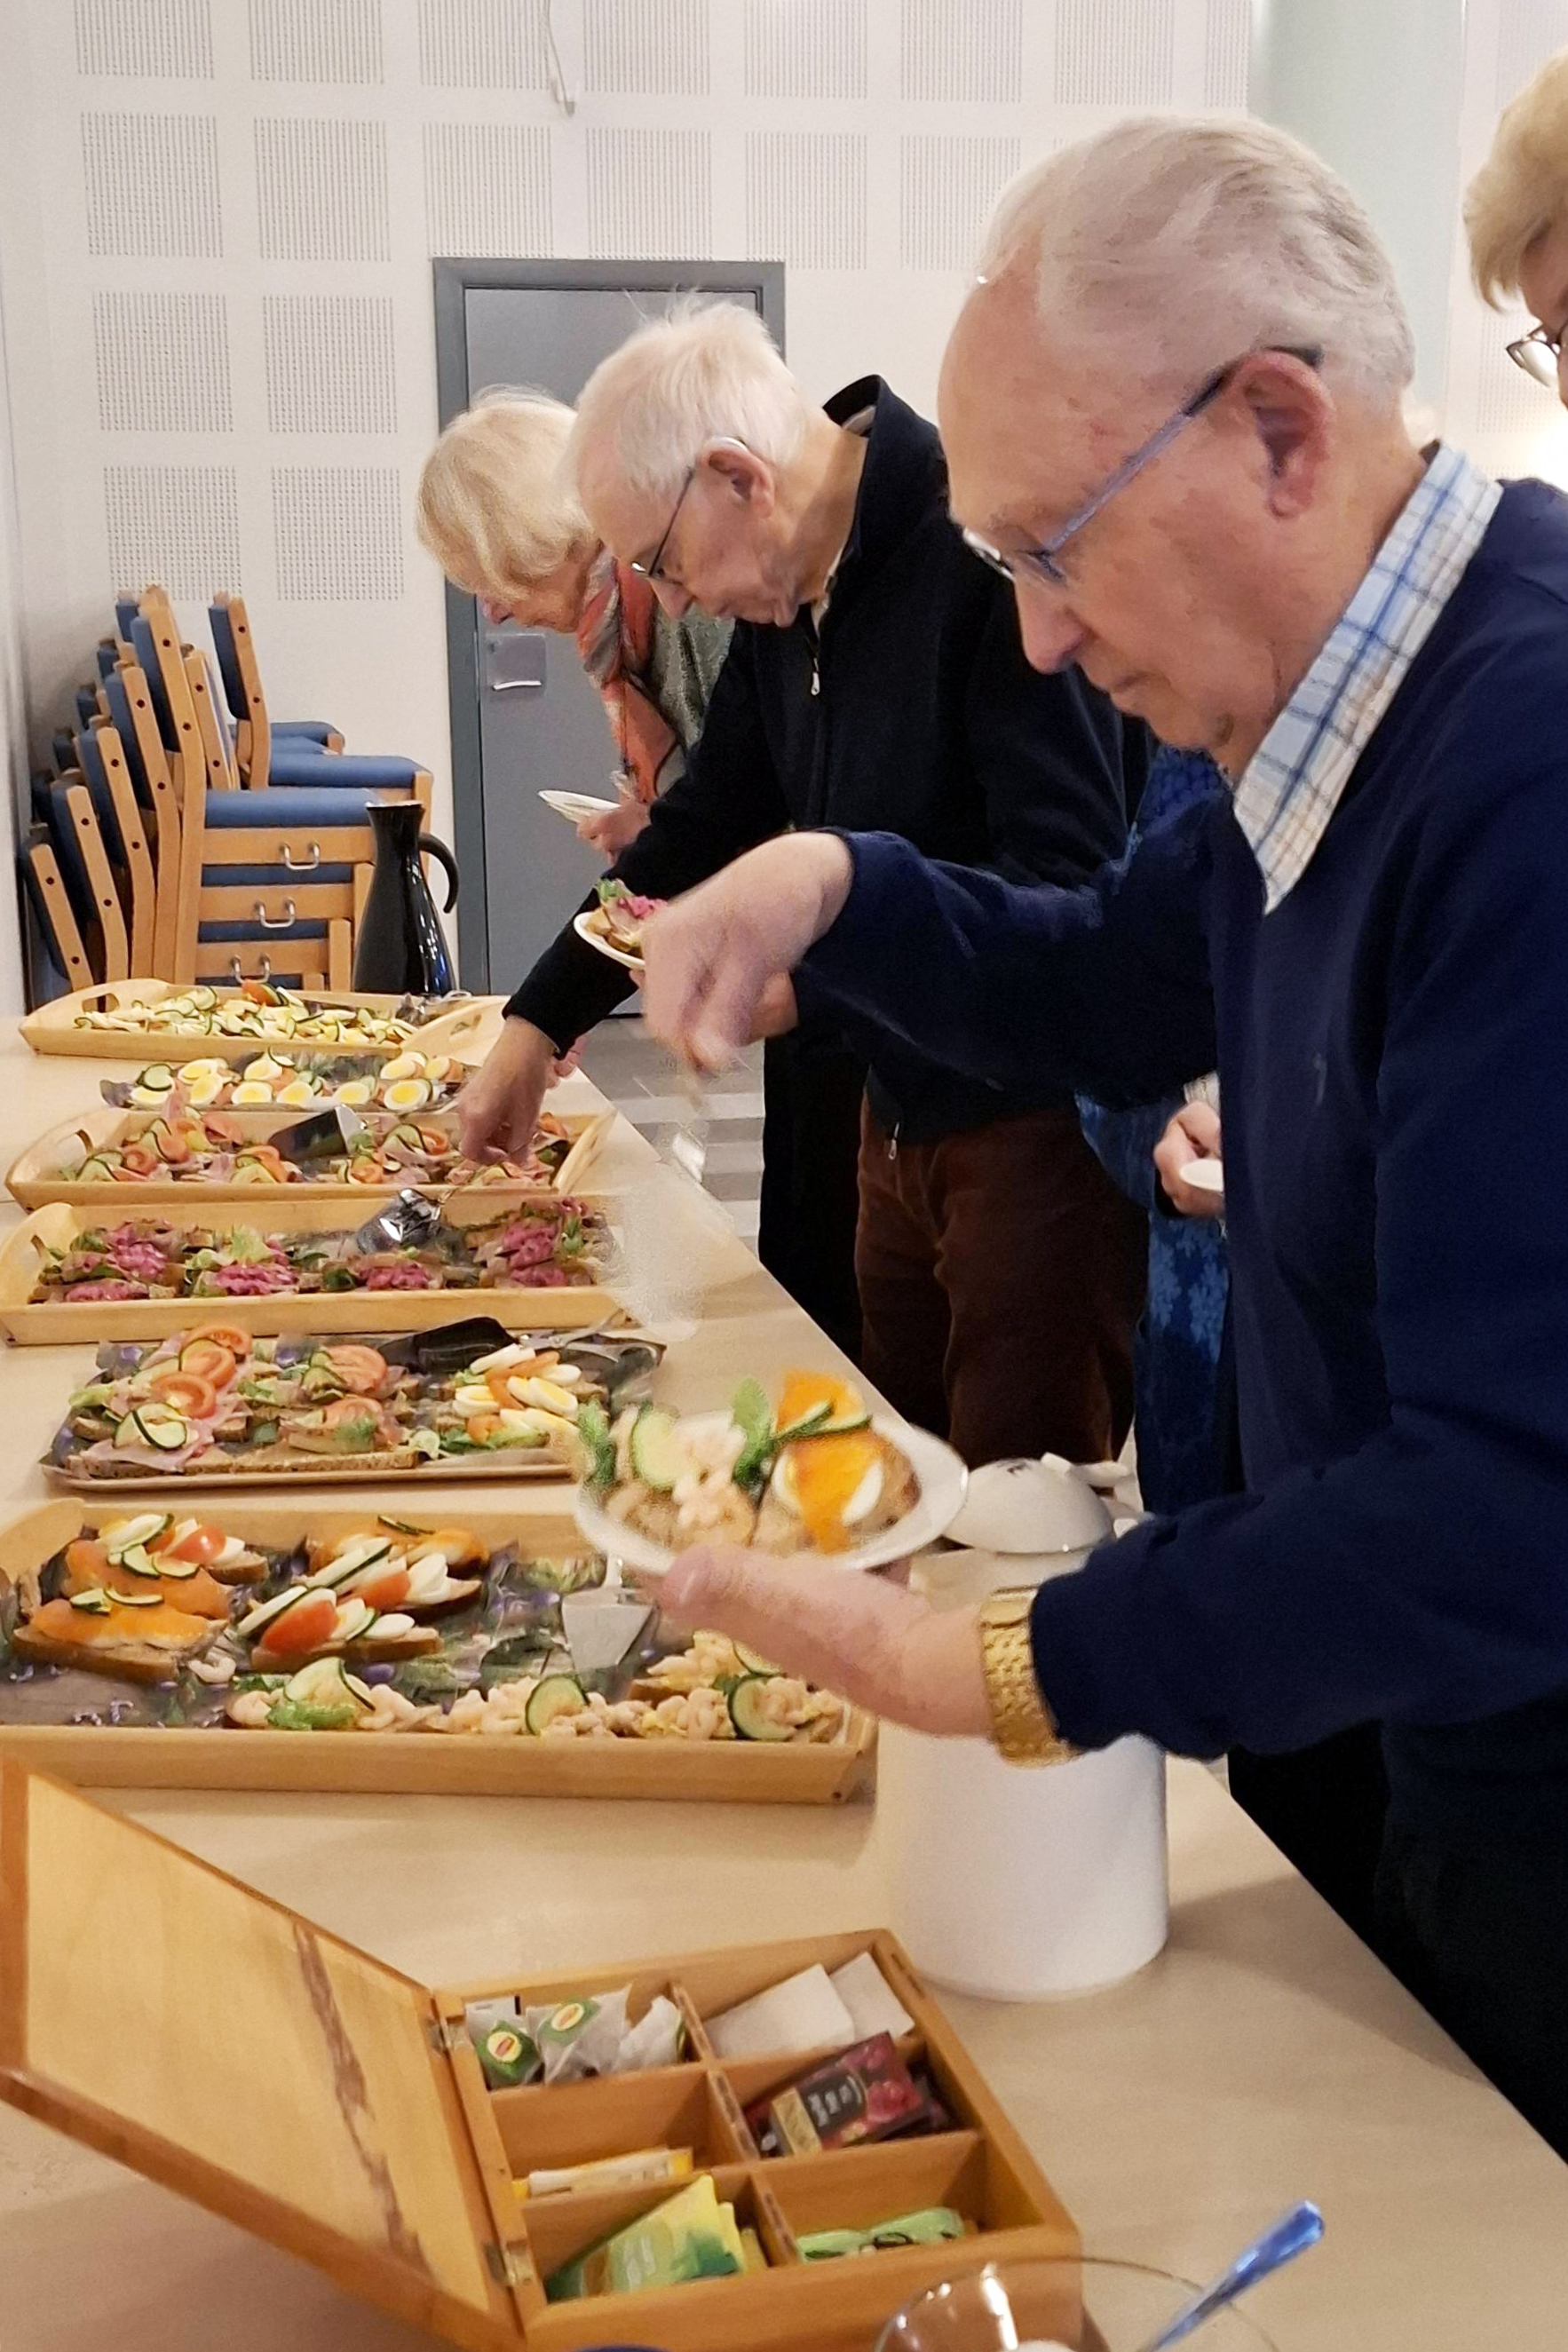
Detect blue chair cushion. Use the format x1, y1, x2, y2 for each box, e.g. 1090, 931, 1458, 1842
203, 785, 385, 828
202, 864, 353, 889
265, 748, 424, 788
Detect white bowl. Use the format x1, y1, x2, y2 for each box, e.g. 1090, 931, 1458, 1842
946, 1454, 1113, 1556
573, 1414, 968, 1577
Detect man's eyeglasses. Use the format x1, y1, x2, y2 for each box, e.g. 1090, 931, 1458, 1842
1508, 321, 1564, 388
962, 343, 1324, 590
629, 463, 696, 583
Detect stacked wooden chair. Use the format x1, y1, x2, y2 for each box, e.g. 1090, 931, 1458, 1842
22, 586, 436, 1001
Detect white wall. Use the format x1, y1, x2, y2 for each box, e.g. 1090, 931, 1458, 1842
0, 205, 29, 1017
0, 0, 1247, 875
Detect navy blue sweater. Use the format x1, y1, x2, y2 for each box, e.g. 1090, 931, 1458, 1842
507, 377, 1142, 1142
800, 478, 1568, 1856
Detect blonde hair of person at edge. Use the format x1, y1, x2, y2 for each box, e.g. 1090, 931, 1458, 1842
1467, 46, 1568, 406
416, 386, 731, 859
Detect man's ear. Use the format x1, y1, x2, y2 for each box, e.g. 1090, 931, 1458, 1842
702, 437, 773, 513
1231, 354, 1330, 514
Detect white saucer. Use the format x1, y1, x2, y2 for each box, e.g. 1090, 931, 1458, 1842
573, 910, 645, 970
541, 790, 617, 823
573, 1414, 969, 1576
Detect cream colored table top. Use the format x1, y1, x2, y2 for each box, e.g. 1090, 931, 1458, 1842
0, 1021, 1564, 2351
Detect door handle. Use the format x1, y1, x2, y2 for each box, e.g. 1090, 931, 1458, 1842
483, 629, 548, 692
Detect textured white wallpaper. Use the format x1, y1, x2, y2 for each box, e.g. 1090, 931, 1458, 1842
0, 0, 1247, 852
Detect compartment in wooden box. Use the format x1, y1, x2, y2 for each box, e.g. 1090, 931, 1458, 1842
494, 2067, 748, 2188
764, 2130, 1049, 2243
517, 2164, 786, 2290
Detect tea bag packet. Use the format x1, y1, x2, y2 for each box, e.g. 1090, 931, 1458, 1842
526, 1986, 630, 2083
479, 2023, 541, 2090
829, 1951, 915, 2042
798, 2206, 967, 2262
545, 2174, 745, 2302
706, 1962, 856, 2062
618, 1992, 685, 2072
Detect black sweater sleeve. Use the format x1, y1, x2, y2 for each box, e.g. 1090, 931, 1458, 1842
503, 627, 792, 1049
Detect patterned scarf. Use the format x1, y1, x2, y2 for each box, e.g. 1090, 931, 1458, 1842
574, 550, 680, 803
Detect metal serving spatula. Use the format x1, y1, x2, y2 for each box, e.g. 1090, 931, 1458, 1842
667, 1058, 709, 1188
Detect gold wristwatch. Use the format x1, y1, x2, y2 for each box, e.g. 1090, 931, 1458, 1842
978, 1588, 1076, 1765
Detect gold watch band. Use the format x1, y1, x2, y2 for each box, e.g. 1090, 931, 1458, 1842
978, 1589, 1076, 1765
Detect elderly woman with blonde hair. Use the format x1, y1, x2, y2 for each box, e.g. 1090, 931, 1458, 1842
1467, 48, 1568, 400
417, 388, 730, 857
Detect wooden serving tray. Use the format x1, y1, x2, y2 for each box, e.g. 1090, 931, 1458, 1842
20, 979, 498, 1062
0, 1811, 1074, 2352
7, 1105, 614, 1210
0, 1198, 623, 1342
0, 1503, 874, 1802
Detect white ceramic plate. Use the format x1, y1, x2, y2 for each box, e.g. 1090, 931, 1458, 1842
573, 910, 645, 971
573, 1414, 969, 1576
541, 790, 617, 823
1177, 1156, 1225, 1197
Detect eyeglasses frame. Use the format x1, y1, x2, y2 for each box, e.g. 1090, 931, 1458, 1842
1507, 321, 1564, 388
962, 343, 1325, 589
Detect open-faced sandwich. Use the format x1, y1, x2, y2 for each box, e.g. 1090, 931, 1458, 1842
11, 1511, 268, 1683
28, 1199, 606, 1304
46, 1325, 650, 1482
582, 1372, 920, 1556
60, 1102, 547, 1192
100, 1049, 470, 1114
72, 980, 428, 1048
581, 879, 664, 962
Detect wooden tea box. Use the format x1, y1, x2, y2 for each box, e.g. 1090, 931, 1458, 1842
0, 1764, 1076, 2352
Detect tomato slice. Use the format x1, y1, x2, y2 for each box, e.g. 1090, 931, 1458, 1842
253, 1590, 338, 1660
321, 1343, 388, 1396
178, 1339, 239, 1388
147, 1370, 218, 1420
185, 1325, 252, 1359
354, 1564, 411, 1611
159, 1520, 228, 1565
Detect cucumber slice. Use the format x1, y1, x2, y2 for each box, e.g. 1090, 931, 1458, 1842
125, 1408, 189, 1453
190, 986, 217, 1010
106, 1587, 163, 1610
729, 1673, 792, 1741
772, 1401, 833, 1443
151, 1553, 199, 1580
734, 1643, 779, 1675
284, 1657, 373, 1711
307, 1539, 392, 1589
376, 1514, 428, 1537
120, 1544, 160, 1580
331, 1596, 377, 1643
629, 1406, 684, 1492
103, 1513, 172, 1556
139, 1065, 174, 1091
68, 1588, 113, 1615
813, 1408, 873, 1436
525, 1675, 586, 1734
236, 1584, 313, 1640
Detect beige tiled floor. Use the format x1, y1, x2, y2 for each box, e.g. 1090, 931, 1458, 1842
576, 1016, 764, 1243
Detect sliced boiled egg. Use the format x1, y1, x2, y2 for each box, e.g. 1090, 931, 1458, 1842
771, 1431, 884, 1550
453, 1382, 495, 1414
245, 1053, 285, 1081
178, 1058, 226, 1080
129, 1084, 170, 1108
336, 1078, 374, 1106
378, 1052, 422, 1083
275, 1077, 316, 1106
231, 1080, 274, 1105
184, 1073, 225, 1107
382, 1077, 432, 1112
507, 1374, 579, 1419
403, 1552, 454, 1603
469, 1340, 530, 1374
373, 1612, 416, 1636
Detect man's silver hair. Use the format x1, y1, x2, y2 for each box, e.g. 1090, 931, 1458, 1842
978, 116, 1414, 407
566, 297, 811, 506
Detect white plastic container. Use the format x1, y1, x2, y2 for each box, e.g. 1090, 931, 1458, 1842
883, 1457, 1169, 2000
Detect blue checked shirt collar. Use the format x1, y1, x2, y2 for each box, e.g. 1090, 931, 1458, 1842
1232, 443, 1501, 911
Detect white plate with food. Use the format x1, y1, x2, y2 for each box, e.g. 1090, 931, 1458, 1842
572, 880, 664, 971
541, 790, 618, 824
572, 1371, 967, 1575
572, 912, 644, 972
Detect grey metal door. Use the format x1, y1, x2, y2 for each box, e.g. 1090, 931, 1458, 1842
433, 262, 786, 994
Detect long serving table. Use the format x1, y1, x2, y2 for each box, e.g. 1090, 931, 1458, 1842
0, 1017, 1564, 2350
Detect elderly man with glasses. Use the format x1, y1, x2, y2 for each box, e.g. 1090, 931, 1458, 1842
460, 300, 1149, 1471
637, 117, 1568, 2158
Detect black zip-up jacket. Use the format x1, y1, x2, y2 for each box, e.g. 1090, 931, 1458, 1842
505, 375, 1145, 1142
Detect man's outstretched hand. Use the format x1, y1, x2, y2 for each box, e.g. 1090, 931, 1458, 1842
639, 834, 855, 1070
